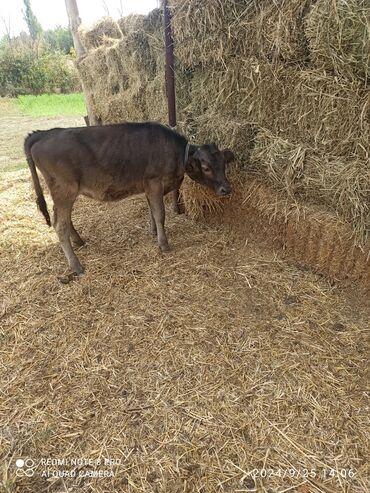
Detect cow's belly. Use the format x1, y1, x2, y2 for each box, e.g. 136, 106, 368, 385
80, 180, 144, 202
79, 171, 182, 201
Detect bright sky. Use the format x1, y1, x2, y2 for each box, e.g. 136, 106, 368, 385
0, 0, 160, 37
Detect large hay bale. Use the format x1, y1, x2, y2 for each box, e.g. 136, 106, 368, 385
303, 155, 370, 243
76, 8, 172, 126
250, 128, 307, 197
267, 69, 370, 156
171, 0, 313, 67
76, 2, 370, 250
180, 57, 370, 159
216, 61, 370, 157
118, 14, 145, 34
248, 0, 312, 63
77, 46, 110, 91
79, 17, 122, 51
250, 129, 370, 243
305, 0, 370, 83
181, 112, 257, 165
118, 9, 164, 74
104, 84, 149, 122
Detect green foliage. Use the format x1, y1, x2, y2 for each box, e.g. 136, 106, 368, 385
0, 0, 77, 95
44, 26, 73, 54
0, 42, 80, 96
16, 93, 85, 116
22, 0, 42, 41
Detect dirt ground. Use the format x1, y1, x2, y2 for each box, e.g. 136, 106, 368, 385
0, 112, 369, 493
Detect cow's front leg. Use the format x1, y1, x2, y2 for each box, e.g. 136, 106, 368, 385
146, 182, 170, 253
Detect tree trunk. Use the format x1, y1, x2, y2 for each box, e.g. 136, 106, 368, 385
64, 0, 97, 126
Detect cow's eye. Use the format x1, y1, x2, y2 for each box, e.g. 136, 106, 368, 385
201, 164, 211, 173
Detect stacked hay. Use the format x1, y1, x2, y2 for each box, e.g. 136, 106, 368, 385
77, 9, 169, 123
170, 0, 370, 247
79, 17, 122, 50
76, 0, 370, 260
305, 0, 370, 84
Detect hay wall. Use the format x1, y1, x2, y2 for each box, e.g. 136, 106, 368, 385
76, 1, 370, 285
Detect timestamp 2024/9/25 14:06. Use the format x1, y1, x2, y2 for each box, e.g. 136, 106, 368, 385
250, 468, 357, 480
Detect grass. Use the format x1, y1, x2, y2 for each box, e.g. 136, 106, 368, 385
16, 92, 86, 117
0, 95, 85, 176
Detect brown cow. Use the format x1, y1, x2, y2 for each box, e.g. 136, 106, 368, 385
24, 122, 234, 274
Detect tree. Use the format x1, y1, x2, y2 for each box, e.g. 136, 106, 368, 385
44, 26, 73, 54
22, 0, 42, 41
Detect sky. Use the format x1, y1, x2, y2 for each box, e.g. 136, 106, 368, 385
0, 0, 160, 37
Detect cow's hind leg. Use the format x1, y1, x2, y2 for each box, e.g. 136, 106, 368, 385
146, 182, 170, 253
171, 188, 185, 214
149, 207, 157, 236
53, 199, 84, 274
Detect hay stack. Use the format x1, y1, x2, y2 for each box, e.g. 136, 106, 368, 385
169, 1, 370, 246
170, 0, 312, 67
76, 1, 370, 249
79, 17, 122, 50
305, 0, 370, 84
117, 14, 145, 34
77, 13, 168, 124
251, 129, 370, 242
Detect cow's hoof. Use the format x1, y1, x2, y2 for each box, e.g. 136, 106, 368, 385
58, 269, 83, 284
73, 264, 85, 275
160, 244, 171, 254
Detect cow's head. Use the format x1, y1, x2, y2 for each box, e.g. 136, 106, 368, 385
185, 143, 234, 196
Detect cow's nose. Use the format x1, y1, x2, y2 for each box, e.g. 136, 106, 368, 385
217, 184, 231, 196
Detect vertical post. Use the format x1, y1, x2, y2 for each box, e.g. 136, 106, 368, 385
164, 0, 184, 213
65, 0, 97, 126
163, 0, 176, 128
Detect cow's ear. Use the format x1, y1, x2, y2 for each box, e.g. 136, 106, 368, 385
222, 148, 235, 164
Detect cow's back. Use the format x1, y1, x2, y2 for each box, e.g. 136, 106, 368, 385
29, 122, 187, 201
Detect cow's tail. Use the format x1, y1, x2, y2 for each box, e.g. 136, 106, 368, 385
24, 132, 51, 227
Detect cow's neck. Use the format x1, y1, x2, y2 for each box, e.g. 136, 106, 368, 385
184, 143, 198, 166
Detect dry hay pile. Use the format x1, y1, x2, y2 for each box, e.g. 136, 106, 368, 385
78, 9, 168, 123
170, 0, 370, 250
1, 170, 370, 492
76, 1, 370, 280
77, 9, 191, 125
305, 0, 370, 84
170, 0, 312, 67
79, 17, 122, 50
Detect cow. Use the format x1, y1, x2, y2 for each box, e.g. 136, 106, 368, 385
24, 122, 234, 275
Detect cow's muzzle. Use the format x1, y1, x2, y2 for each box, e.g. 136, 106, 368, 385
216, 184, 232, 196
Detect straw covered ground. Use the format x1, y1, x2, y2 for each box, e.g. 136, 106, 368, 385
2, 2, 370, 491
1, 165, 370, 493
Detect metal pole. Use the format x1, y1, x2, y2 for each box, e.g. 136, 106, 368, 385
164, 0, 184, 214
163, 0, 176, 128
